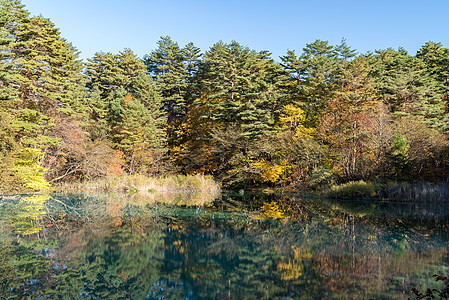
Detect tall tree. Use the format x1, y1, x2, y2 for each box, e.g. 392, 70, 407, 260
318, 57, 381, 180
0, 0, 20, 192
280, 40, 342, 128
85, 49, 167, 175
144, 36, 188, 144
9, 15, 85, 117
0, 0, 89, 189
368, 48, 445, 130
416, 42, 449, 132
181, 41, 284, 184
198, 41, 282, 137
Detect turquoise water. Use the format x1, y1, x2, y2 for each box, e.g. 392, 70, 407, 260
0, 192, 448, 299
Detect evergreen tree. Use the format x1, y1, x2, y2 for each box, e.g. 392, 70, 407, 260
86, 49, 167, 174
416, 42, 449, 132
8, 15, 85, 117
198, 41, 281, 137
182, 42, 202, 84
0, 0, 20, 192
181, 41, 202, 115
387, 133, 411, 181
0, 0, 17, 152
144, 36, 188, 144
280, 40, 342, 128
369, 48, 446, 131
0, 0, 84, 189
86, 52, 123, 99
335, 38, 357, 61
417, 42, 449, 102
182, 41, 283, 183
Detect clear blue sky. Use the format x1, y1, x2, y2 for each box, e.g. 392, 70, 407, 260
22, 0, 449, 61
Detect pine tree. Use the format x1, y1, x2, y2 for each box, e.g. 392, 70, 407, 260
416, 42, 449, 132
387, 133, 411, 181
198, 41, 281, 137
182, 42, 202, 83
86, 49, 166, 174
0, 0, 84, 189
8, 15, 85, 117
0, 0, 17, 152
144, 36, 188, 144
179, 41, 284, 183
370, 48, 445, 131
0, 0, 20, 192
181, 41, 202, 112
280, 40, 342, 128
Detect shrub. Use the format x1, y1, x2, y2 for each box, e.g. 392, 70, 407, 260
307, 167, 334, 189
328, 180, 376, 199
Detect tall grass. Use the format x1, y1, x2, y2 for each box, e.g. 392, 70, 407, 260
378, 182, 449, 202
55, 174, 221, 195
54, 174, 221, 207
327, 180, 449, 202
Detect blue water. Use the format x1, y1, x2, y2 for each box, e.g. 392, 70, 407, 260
0, 192, 448, 299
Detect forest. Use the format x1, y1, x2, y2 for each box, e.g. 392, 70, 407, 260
1, 0, 449, 193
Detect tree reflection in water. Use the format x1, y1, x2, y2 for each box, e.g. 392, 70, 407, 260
0, 192, 448, 299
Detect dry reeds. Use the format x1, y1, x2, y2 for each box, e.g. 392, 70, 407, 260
54, 174, 221, 206
378, 182, 449, 202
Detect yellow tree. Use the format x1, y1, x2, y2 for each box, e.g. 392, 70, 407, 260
172, 93, 223, 174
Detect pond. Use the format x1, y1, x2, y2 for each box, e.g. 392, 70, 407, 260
0, 192, 448, 299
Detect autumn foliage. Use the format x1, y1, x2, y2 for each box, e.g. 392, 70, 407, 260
1, 1, 449, 192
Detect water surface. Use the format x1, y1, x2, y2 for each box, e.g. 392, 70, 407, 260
0, 192, 448, 299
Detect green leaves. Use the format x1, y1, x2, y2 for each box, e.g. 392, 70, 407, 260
281, 39, 345, 128
199, 41, 281, 137
86, 49, 166, 175
387, 133, 411, 181
2, 0, 449, 189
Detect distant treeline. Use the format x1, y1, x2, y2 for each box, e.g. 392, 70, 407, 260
1, 0, 449, 192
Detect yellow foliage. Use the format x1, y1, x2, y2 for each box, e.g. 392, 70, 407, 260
279, 104, 315, 139
14, 148, 51, 191
292, 246, 313, 261
170, 94, 225, 174
21, 194, 50, 205
277, 246, 313, 281
253, 160, 291, 183
261, 201, 285, 219
123, 93, 133, 105
10, 195, 49, 236
277, 261, 304, 281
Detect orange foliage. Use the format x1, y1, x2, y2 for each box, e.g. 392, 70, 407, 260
107, 150, 125, 176
123, 93, 133, 105
318, 57, 381, 179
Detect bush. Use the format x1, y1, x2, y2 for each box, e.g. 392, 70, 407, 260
412, 274, 449, 299
328, 180, 376, 199
307, 167, 334, 189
